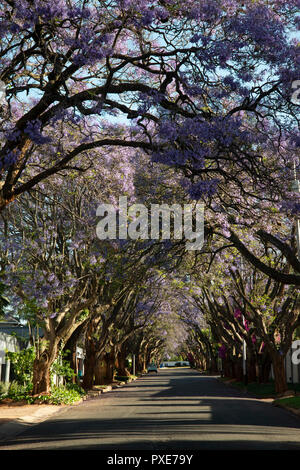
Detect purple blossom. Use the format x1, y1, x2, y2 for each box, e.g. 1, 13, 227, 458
243, 318, 250, 333
184, 179, 219, 200
24, 120, 51, 145
224, 75, 239, 91
234, 308, 242, 319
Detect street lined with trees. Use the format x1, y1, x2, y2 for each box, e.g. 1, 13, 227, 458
0, 0, 300, 427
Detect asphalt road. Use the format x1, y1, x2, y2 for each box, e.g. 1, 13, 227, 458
2, 368, 300, 450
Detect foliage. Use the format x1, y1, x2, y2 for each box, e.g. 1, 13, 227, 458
0, 381, 9, 397
51, 351, 76, 385
0, 281, 9, 317
0, 382, 86, 405
35, 384, 86, 405
5, 347, 76, 388
5, 381, 34, 403
0, 0, 298, 216
6, 347, 35, 386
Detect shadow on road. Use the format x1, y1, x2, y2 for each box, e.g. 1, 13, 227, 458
1, 370, 300, 450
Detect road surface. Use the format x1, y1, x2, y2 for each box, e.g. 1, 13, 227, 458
2, 368, 300, 450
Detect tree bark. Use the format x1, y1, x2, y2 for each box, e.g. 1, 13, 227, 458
235, 358, 243, 382
32, 338, 58, 395
136, 353, 144, 373
94, 355, 106, 385
82, 342, 96, 390
259, 352, 272, 383
142, 353, 148, 373
247, 354, 257, 383
117, 350, 130, 377
32, 356, 52, 395
209, 355, 218, 374
105, 351, 115, 382
272, 354, 288, 395
82, 316, 100, 390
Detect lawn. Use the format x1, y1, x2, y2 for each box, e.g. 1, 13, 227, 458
274, 397, 300, 410
221, 378, 300, 398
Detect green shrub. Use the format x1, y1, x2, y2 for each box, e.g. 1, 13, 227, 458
0, 381, 9, 398
51, 352, 76, 385
66, 383, 86, 396
43, 385, 85, 404
6, 347, 35, 386
33, 384, 85, 405
31, 384, 85, 405
6, 347, 76, 389
6, 381, 34, 403
1, 381, 86, 405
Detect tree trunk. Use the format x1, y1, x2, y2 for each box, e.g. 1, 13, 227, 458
117, 350, 130, 377
82, 344, 96, 390
273, 354, 288, 395
105, 352, 115, 382
32, 356, 52, 395
94, 355, 106, 385
235, 358, 243, 382
247, 354, 257, 383
82, 317, 99, 390
223, 358, 232, 378
136, 353, 144, 373
209, 355, 218, 374
142, 354, 147, 373
32, 340, 58, 395
260, 353, 272, 383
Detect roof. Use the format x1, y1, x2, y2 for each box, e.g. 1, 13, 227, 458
0, 322, 43, 342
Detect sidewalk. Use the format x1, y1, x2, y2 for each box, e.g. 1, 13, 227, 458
0, 401, 67, 442
0, 376, 140, 443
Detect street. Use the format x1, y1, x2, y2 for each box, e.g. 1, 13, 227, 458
1, 369, 300, 450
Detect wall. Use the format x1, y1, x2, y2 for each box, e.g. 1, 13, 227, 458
0, 332, 19, 382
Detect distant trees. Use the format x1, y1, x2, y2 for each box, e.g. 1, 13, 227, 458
178, 237, 300, 394
0, 140, 187, 393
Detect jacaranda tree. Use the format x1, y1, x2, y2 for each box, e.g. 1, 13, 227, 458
0, 0, 299, 212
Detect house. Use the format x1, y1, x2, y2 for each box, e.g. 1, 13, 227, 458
0, 319, 85, 384
0, 319, 28, 383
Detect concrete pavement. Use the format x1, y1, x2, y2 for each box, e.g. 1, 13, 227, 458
0, 402, 69, 442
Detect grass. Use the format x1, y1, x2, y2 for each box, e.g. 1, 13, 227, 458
274, 397, 300, 409
221, 378, 300, 398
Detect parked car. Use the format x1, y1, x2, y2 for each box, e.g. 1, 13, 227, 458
147, 363, 158, 373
